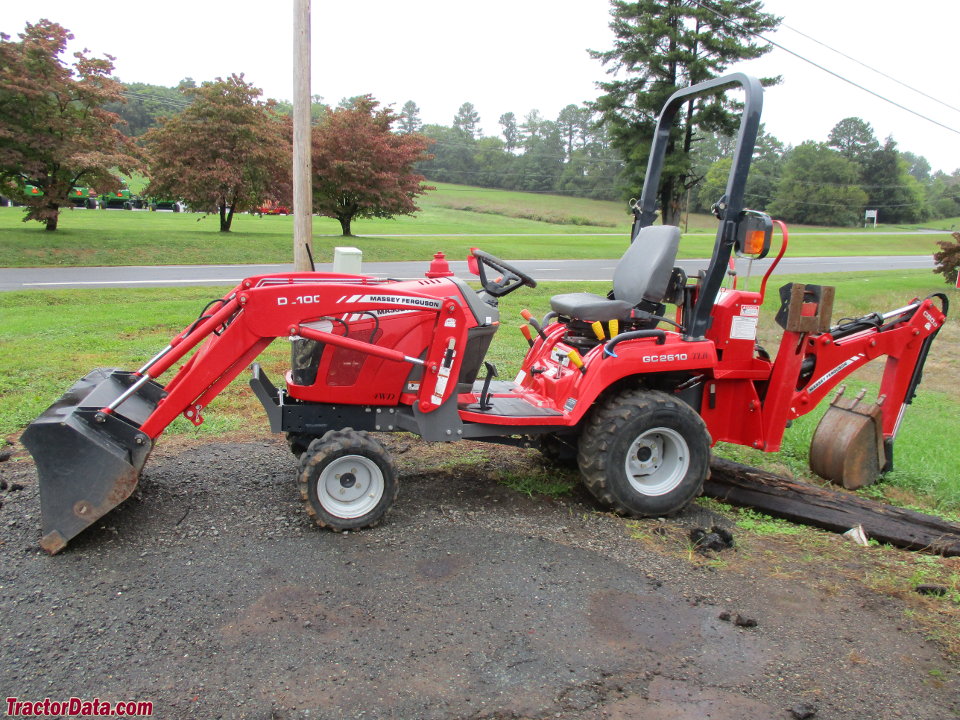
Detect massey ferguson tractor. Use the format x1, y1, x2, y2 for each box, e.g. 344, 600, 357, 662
22, 75, 948, 554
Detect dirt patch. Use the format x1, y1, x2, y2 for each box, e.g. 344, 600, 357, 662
0, 434, 958, 719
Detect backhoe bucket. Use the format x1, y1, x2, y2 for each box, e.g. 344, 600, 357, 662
809, 388, 886, 490
20, 368, 165, 554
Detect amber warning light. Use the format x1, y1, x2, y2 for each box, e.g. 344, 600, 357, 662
736, 211, 772, 259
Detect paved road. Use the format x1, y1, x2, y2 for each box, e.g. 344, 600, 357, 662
0, 255, 936, 291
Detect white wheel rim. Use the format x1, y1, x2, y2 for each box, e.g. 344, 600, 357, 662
316, 454, 384, 519
624, 427, 690, 496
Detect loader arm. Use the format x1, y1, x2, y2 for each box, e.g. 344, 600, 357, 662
138, 278, 472, 438
21, 274, 472, 553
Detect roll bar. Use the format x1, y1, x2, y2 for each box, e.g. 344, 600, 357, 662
633, 73, 764, 341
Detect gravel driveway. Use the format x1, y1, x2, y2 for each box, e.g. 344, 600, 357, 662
1, 435, 957, 719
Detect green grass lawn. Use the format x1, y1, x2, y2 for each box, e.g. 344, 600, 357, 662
1, 269, 957, 514
0, 183, 950, 267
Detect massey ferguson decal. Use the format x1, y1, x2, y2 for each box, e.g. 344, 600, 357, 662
336, 294, 442, 310
808, 354, 866, 393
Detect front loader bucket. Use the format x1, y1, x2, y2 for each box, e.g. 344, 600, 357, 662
809, 388, 885, 491
20, 368, 165, 554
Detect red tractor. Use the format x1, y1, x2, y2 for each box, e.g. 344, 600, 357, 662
22, 75, 948, 553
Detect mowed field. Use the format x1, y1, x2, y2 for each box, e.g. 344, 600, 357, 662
0, 182, 954, 267
1, 270, 957, 515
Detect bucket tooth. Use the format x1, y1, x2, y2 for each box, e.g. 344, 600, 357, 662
20, 368, 164, 553
809, 387, 885, 490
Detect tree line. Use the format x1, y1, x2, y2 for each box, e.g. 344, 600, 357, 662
394, 98, 960, 227
0, 21, 430, 233
3, 5, 960, 238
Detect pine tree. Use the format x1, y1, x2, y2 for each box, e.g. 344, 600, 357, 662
453, 102, 481, 139
591, 0, 780, 224
398, 101, 423, 134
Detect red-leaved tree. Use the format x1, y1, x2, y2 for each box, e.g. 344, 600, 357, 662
0, 20, 142, 230
143, 74, 290, 232
312, 96, 433, 236
933, 231, 960, 285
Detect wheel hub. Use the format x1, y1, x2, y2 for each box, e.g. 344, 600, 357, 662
635, 443, 656, 465
317, 455, 384, 519
625, 428, 689, 497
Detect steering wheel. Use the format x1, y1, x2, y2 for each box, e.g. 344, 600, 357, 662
470, 248, 537, 298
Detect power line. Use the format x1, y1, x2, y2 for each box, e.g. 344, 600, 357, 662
689, 0, 960, 136
119, 90, 191, 110
780, 21, 960, 116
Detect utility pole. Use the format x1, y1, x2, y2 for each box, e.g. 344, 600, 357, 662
292, 0, 313, 271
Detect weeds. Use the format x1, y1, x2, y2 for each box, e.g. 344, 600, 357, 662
496, 469, 576, 498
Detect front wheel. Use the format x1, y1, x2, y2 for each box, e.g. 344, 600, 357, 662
297, 430, 399, 531
578, 389, 710, 517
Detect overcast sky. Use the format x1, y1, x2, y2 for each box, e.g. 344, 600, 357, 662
5, 0, 959, 174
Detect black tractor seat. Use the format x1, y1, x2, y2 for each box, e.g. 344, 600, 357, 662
549, 293, 638, 323
550, 225, 682, 323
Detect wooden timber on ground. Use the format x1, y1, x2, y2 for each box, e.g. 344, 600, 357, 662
704, 457, 960, 556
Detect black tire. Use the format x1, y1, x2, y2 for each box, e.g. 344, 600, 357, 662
578, 389, 710, 517
297, 429, 398, 531
537, 432, 579, 469
286, 431, 314, 459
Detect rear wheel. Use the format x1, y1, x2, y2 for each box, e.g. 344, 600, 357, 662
578, 389, 710, 517
297, 430, 398, 531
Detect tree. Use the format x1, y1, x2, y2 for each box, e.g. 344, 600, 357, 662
416, 124, 477, 184
928, 170, 960, 219
398, 100, 422, 134
514, 113, 564, 192
0, 20, 142, 230
933, 232, 960, 285
860, 137, 927, 223
453, 102, 481, 139
591, 0, 780, 225
767, 142, 867, 226
900, 151, 931, 184
744, 125, 784, 210
827, 117, 878, 165
556, 104, 592, 160
105, 82, 191, 136
311, 95, 433, 236
273, 94, 328, 125
143, 74, 290, 232
499, 112, 519, 153
557, 131, 624, 201
473, 136, 514, 188
696, 157, 733, 212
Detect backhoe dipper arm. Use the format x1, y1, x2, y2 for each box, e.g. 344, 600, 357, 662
135, 279, 470, 439
760, 294, 948, 451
